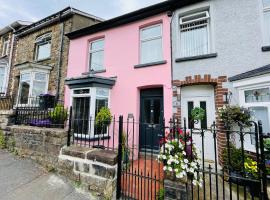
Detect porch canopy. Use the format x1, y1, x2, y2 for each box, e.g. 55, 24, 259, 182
65, 74, 116, 89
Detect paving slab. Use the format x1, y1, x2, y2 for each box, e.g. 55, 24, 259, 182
0, 150, 91, 200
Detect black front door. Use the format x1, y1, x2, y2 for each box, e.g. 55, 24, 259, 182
140, 88, 164, 151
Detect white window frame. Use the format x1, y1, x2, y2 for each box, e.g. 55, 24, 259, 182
89, 38, 105, 71
71, 87, 110, 139
263, 0, 270, 45
140, 23, 163, 64
2, 35, 9, 56
234, 77, 270, 151
17, 69, 49, 106
35, 32, 52, 61
0, 62, 7, 94
179, 11, 210, 58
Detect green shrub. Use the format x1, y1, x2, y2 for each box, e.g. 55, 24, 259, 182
218, 105, 251, 126
222, 144, 247, 172
95, 107, 112, 128
0, 131, 6, 149
157, 188, 165, 200
49, 104, 68, 123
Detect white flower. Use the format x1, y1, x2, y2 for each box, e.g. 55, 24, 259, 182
175, 168, 179, 172
176, 173, 184, 179
189, 168, 194, 173
192, 180, 197, 186
175, 159, 179, 164
182, 151, 186, 155
162, 155, 166, 160
168, 167, 173, 172
184, 159, 189, 164
163, 166, 167, 171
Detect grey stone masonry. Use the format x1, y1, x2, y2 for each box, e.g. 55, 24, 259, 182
58, 146, 118, 200
9, 125, 67, 169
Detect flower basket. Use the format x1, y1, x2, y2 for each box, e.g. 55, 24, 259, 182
158, 130, 203, 187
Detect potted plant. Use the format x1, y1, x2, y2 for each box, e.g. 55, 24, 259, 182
218, 105, 251, 126
94, 107, 112, 148
244, 157, 261, 197
222, 143, 247, 185
48, 104, 68, 128
191, 107, 205, 122
158, 129, 203, 187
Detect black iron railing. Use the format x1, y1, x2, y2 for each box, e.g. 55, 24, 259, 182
67, 108, 269, 200
14, 96, 67, 128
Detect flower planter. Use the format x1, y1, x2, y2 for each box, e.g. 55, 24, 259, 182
29, 119, 51, 127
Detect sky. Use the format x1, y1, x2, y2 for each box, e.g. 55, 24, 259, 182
0, 0, 165, 28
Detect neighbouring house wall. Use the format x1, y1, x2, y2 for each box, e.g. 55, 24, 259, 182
171, 0, 270, 162
65, 13, 172, 122
10, 14, 100, 101
172, 0, 270, 106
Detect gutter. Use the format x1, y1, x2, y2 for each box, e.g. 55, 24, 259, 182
56, 13, 65, 101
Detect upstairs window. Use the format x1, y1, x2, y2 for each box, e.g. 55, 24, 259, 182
140, 24, 163, 64
89, 39, 105, 71
35, 32, 51, 61
2, 35, 9, 56
179, 11, 210, 57
263, 0, 270, 44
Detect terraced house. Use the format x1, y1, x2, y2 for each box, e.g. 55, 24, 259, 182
171, 0, 270, 161
0, 21, 31, 96
10, 7, 103, 104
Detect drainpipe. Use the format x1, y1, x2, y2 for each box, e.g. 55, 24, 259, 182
6, 25, 16, 97
56, 12, 65, 102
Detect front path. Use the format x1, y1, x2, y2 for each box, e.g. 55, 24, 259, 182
0, 150, 90, 200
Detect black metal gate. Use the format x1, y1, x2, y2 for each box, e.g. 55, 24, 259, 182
116, 117, 269, 200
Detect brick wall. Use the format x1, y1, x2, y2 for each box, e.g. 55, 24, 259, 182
173, 74, 228, 163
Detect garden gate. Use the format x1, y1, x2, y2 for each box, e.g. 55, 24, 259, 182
115, 118, 269, 200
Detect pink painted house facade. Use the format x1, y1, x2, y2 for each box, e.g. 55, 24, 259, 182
65, 5, 172, 150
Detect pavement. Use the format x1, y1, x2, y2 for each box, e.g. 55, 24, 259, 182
0, 150, 90, 200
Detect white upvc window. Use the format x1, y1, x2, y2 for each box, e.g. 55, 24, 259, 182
263, 0, 270, 45
71, 87, 110, 138
140, 24, 163, 64
89, 39, 105, 71
35, 32, 52, 61
179, 11, 210, 58
238, 85, 270, 147
2, 35, 9, 56
18, 70, 49, 105
0, 63, 7, 94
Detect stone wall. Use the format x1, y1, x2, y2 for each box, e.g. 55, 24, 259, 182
8, 125, 67, 169
58, 146, 118, 200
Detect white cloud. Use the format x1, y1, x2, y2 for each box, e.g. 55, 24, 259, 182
0, 2, 39, 22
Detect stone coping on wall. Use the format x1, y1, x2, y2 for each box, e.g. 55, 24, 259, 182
0, 110, 14, 115
61, 146, 118, 166
10, 125, 67, 138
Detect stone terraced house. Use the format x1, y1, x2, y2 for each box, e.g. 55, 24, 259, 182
0, 21, 31, 96
9, 7, 103, 103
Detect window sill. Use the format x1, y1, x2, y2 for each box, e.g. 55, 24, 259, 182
175, 53, 217, 62
134, 60, 167, 68
262, 46, 270, 52
82, 70, 106, 76
35, 57, 51, 63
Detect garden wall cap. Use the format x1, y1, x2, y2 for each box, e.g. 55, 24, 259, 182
87, 149, 118, 165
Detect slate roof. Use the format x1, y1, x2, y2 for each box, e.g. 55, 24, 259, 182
229, 64, 270, 81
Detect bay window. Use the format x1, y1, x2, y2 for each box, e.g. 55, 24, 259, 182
263, 0, 270, 45
89, 39, 105, 71
18, 71, 49, 104
140, 24, 163, 64
179, 11, 210, 58
0, 63, 7, 93
72, 87, 110, 138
